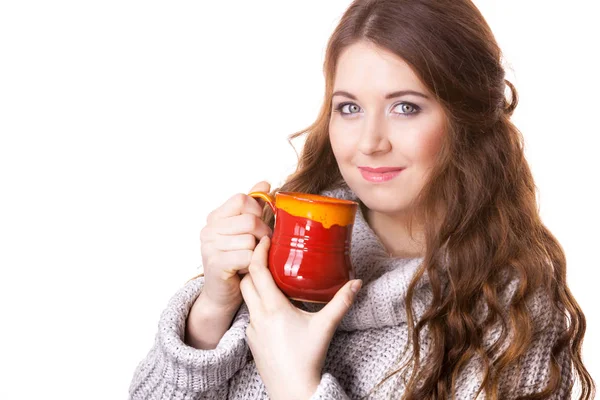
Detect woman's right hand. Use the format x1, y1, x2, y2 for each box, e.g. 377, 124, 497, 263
198, 181, 273, 310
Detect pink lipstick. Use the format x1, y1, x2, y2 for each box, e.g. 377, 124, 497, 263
358, 166, 404, 183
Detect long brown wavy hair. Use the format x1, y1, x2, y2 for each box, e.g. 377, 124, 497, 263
262, 0, 594, 398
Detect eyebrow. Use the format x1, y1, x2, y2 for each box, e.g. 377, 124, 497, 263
332, 90, 430, 100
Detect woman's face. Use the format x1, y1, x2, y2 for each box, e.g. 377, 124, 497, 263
329, 40, 446, 216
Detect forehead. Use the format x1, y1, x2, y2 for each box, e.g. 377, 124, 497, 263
334, 41, 428, 95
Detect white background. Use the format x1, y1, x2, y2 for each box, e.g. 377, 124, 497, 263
0, 1, 597, 399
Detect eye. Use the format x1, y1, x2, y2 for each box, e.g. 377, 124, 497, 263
332, 101, 421, 117
334, 102, 361, 115
393, 102, 421, 115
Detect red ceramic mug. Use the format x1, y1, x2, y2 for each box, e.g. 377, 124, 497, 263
248, 191, 358, 303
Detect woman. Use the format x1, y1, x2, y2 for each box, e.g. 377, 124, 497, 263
129, 0, 594, 398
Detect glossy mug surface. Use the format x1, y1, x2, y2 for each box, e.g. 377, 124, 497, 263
249, 191, 358, 303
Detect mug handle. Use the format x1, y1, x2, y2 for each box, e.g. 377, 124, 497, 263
248, 191, 276, 213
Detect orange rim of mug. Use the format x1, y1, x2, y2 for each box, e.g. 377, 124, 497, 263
248, 191, 357, 229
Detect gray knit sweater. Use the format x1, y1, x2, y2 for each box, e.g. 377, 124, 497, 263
129, 185, 573, 399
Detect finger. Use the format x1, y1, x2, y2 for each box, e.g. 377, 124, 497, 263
240, 273, 262, 314
249, 181, 271, 192
248, 236, 287, 306
207, 192, 264, 223
251, 235, 270, 265
213, 233, 257, 252
209, 250, 254, 275
214, 214, 272, 239
316, 279, 362, 332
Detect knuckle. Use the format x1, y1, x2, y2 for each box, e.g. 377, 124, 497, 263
250, 215, 260, 230
253, 216, 265, 231
232, 193, 248, 210
341, 294, 353, 309
243, 234, 257, 249
243, 250, 253, 265
206, 210, 216, 223
232, 250, 251, 269
205, 233, 219, 248
248, 260, 260, 275
200, 243, 212, 259
243, 214, 258, 231
199, 226, 210, 241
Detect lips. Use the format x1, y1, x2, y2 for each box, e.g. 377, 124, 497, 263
358, 166, 404, 173
358, 166, 404, 183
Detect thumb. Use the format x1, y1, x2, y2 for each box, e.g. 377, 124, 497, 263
249, 180, 271, 193
317, 279, 362, 331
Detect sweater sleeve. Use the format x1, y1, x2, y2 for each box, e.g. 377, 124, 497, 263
309, 373, 350, 400
129, 276, 250, 400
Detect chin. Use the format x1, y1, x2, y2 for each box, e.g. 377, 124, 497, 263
347, 179, 416, 215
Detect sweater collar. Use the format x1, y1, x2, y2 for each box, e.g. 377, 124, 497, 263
301, 184, 430, 332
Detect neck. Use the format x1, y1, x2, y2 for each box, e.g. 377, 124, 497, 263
362, 203, 426, 259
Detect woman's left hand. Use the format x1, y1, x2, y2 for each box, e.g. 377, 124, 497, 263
240, 236, 362, 400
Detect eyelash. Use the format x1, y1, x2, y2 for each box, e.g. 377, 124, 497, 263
333, 101, 421, 117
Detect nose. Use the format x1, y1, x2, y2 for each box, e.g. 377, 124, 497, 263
357, 116, 392, 155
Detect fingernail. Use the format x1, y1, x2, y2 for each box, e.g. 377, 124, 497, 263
350, 279, 362, 293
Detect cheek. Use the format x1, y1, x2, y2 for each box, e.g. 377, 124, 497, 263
328, 121, 352, 161
407, 125, 445, 167
328, 129, 340, 160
